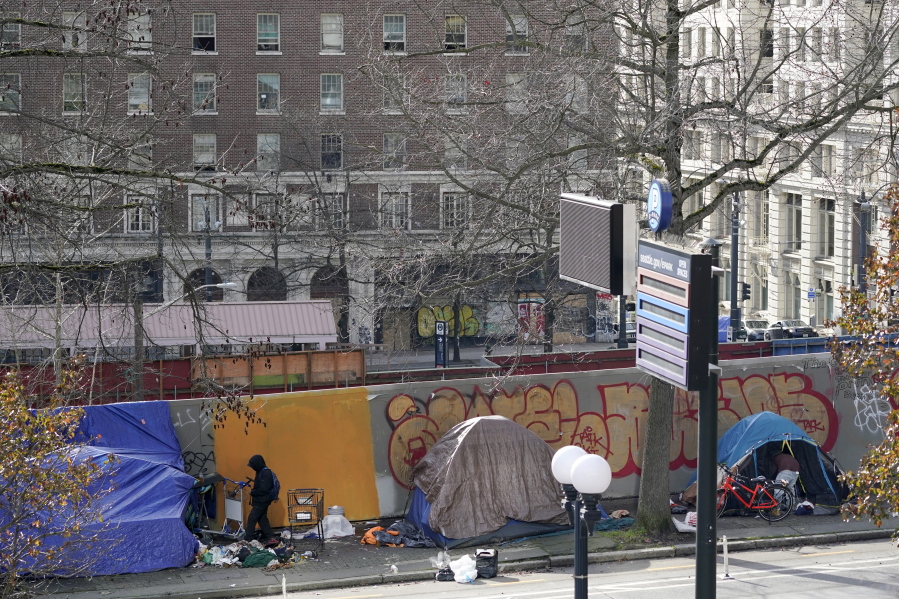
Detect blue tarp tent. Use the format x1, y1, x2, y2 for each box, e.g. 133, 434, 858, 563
45, 446, 198, 576
3, 401, 198, 576
76, 401, 184, 469
685, 412, 846, 509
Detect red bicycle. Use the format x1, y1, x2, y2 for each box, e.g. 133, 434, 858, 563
716, 464, 794, 522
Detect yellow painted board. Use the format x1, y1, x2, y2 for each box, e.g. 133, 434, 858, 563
214, 387, 379, 527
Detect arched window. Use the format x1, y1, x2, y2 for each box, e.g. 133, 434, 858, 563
247, 267, 287, 301
185, 268, 225, 302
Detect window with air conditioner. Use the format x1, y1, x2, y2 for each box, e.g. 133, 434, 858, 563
321, 14, 343, 52
257, 14, 280, 52
383, 15, 405, 52
444, 15, 466, 52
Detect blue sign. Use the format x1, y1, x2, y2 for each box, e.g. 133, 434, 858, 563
808, 288, 816, 300
646, 179, 673, 233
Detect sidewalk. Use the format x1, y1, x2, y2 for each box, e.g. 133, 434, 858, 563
38, 498, 896, 599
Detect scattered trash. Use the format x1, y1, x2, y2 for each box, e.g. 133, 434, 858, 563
450, 554, 477, 583
389, 564, 398, 573
609, 509, 630, 519
322, 513, 355, 539
670, 499, 688, 514
673, 516, 697, 533
435, 568, 454, 581
429, 550, 451, 570
685, 511, 698, 527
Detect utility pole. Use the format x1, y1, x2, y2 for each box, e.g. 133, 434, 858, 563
204, 199, 213, 303
132, 264, 145, 401
728, 194, 741, 341
858, 191, 869, 295
696, 237, 722, 599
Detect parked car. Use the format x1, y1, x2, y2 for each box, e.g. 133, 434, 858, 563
612, 322, 637, 343
764, 320, 818, 340
745, 320, 769, 341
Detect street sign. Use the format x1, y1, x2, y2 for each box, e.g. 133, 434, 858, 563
435, 321, 447, 368
647, 179, 673, 233
559, 194, 636, 295
635, 241, 714, 391
808, 288, 816, 300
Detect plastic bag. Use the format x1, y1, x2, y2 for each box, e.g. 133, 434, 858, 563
429, 550, 451, 570
322, 514, 355, 538
475, 549, 498, 579
450, 554, 478, 583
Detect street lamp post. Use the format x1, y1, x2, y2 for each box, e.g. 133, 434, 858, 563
551, 446, 612, 599
729, 194, 741, 342
858, 191, 870, 295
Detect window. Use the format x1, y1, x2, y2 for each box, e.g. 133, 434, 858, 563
785, 272, 801, 318
697, 28, 706, 57
1, 13, 20, 49
320, 73, 343, 111
682, 29, 692, 59
505, 73, 527, 113
817, 198, 835, 258
444, 138, 466, 170
795, 27, 806, 62
785, 193, 802, 251
445, 15, 466, 52
381, 191, 410, 229
127, 73, 151, 113
192, 73, 216, 112
128, 138, 152, 169
383, 74, 405, 112
193, 133, 216, 171
191, 195, 220, 232
63, 12, 87, 51
253, 194, 281, 229
851, 148, 880, 187
564, 13, 586, 52
821, 280, 833, 321
225, 193, 250, 227
760, 29, 774, 58
568, 135, 587, 170
257, 133, 280, 171
68, 195, 93, 234
753, 191, 769, 241
383, 15, 405, 52
506, 15, 528, 53
316, 193, 345, 229
126, 196, 154, 233
684, 130, 704, 160
257, 74, 280, 112
711, 27, 721, 56
442, 192, 468, 228
321, 134, 342, 169
0, 73, 20, 112
193, 14, 216, 52
810, 144, 833, 177
383, 133, 406, 170
126, 11, 152, 51
257, 14, 280, 52
0, 133, 21, 162
760, 77, 774, 95
321, 14, 343, 52
62, 73, 85, 113
445, 74, 466, 110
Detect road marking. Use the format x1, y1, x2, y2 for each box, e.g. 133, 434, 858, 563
800, 550, 855, 557
486, 578, 547, 586
325, 595, 384, 599
647, 564, 695, 571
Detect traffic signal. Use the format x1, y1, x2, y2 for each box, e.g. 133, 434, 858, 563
741, 282, 751, 302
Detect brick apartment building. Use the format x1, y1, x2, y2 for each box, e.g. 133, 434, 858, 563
0, 1, 608, 353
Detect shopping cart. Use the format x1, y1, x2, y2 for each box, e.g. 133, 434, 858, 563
190, 474, 250, 543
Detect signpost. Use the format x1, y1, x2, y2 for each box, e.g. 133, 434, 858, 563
634, 240, 714, 391
435, 321, 447, 368
808, 287, 816, 301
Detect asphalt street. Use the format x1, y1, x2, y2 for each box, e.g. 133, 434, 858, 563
270, 539, 899, 599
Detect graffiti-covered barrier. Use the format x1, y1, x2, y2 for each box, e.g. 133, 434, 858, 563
170, 353, 883, 522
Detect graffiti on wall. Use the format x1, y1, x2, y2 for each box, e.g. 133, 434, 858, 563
385, 374, 838, 488
417, 305, 480, 338
171, 403, 216, 476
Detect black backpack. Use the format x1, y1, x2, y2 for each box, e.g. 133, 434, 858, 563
264, 468, 280, 502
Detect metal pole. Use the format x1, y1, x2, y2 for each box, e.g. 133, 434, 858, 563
859, 191, 868, 295
617, 294, 628, 348
204, 201, 212, 302
573, 497, 587, 599
729, 195, 740, 341
696, 240, 721, 599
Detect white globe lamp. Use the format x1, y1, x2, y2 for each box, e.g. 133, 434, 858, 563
551, 445, 587, 484
570, 454, 612, 495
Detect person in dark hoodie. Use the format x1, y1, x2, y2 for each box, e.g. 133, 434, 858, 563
244, 454, 275, 541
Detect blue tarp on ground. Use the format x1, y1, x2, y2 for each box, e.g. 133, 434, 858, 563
407, 487, 574, 549
48, 446, 198, 576
75, 401, 184, 469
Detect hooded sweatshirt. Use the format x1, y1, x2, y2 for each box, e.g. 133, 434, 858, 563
247, 454, 274, 506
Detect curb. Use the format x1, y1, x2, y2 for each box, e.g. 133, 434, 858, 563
40, 529, 895, 599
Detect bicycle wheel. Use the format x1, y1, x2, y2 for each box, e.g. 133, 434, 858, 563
716, 488, 729, 518
757, 483, 794, 522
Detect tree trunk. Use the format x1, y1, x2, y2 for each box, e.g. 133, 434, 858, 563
636, 377, 675, 534
452, 294, 461, 362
